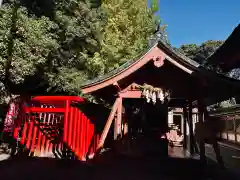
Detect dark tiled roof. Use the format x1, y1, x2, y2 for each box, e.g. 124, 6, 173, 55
207, 24, 240, 72
157, 37, 200, 69
80, 34, 240, 107
80, 37, 200, 88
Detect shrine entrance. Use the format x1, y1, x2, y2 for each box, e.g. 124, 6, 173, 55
123, 98, 169, 156
80, 40, 240, 161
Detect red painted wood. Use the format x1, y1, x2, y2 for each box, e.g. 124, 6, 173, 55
82, 46, 165, 94
85, 116, 89, 156
41, 134, 46, 154
20, 116, 28, 145
63, 100, 70, 143
82, 114, 86, 158
119, 90, 142, 98
26, 119, 34, 149
9, 96, 99, 160
45, 139, 50, 153
48, 143, 53, 153
72, 107, 77, 152
32, 96, 84, 102
30, 122, 38, 152
29, 107, 65, 113
76, 111, 82, 158
90, 123, 94, 154
36, 129, 43, 153
75, 110, 80, 157
68, 106, 74, 149
13, 127, 19, 140
97, 98, 120, 150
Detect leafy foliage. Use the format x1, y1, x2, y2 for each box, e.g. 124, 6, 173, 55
150, 0, 159, 13
93, 0, 159, 72
46, 0, 105, 94
178, 40, 224, 68
0, 3, 58, 102
0, 0, 159, 102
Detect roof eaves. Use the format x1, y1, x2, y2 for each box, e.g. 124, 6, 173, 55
80, 38, 202, 89
157, 38, 200, 70
80, 41, 159, 88
207, 24, 240, 68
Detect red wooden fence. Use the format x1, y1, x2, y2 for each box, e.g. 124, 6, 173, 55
12, 96, 99, 161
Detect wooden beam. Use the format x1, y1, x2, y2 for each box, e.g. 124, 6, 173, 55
120, 83, 139, 92
97, 98, 120, 150
165, 55, 194, 74
119, 90, 142, 98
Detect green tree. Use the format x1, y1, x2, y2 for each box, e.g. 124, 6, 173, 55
178, 40, 224, 68
45, 0, 105, 93
93, 0, 159, 72
0, 0, 161, 101
0, 0, 104, 99
0, 2, 59, 102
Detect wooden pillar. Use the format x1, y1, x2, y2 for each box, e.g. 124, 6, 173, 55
183, 106, 188, 148
198, 99, 207, 164
114, 116, 118, 140
123, 119, 128, 136
188, 101, 194, 155
114, 97, 123, 140
181, 114, 184, 134
234, 115, 237, 144
97, 98, 120, 150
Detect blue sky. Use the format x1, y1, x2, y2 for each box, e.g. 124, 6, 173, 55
157, 0, 240, 47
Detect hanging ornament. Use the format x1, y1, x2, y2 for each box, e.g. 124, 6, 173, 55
152, 92, 156, 104
145, 89, 149, 99
157, 90, 161, 99
149, 90, 152, 99
159, 90, 164, 102
145, 90, 150, 103
146, 97, 151, 103
138, 83, 170, 105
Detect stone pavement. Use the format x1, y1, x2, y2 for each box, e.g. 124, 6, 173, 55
168, 146, 190, 158
0, 149, 236, 180
0, 144, 237, 180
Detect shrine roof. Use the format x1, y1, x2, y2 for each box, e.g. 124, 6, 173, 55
80, 33, 240, 105
207, 24, 240, 72
80, 38, 200, 91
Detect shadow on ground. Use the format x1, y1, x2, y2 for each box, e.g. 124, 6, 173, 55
0, 152, 237, 180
